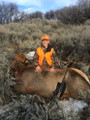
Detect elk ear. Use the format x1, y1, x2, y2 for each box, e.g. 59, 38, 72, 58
24, 59, 29, 65
25, 60, 29, 64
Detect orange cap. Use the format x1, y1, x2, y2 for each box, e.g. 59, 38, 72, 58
41, 35, 49, 41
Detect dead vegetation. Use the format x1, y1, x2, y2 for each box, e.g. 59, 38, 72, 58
0, 19, 90, 119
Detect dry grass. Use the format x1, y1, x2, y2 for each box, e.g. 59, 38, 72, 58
0, 19, 90, 119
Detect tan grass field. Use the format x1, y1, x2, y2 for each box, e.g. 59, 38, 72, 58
0, 19, 90, 120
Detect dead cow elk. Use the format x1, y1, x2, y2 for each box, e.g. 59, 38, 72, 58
11, 54, 90, 100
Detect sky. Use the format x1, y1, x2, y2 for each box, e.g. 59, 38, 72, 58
0, 0, 78, 13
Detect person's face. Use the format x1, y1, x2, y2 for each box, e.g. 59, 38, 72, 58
41, 39, 49, 48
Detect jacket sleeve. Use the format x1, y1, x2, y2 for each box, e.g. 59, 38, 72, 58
52, 49, 65, 68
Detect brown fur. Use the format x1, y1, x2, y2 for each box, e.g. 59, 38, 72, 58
11, 53, 30, 76
11, 54, 90, 100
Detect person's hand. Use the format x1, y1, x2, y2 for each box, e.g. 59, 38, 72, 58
50, 67, 55, 72
35, 66, 42, 72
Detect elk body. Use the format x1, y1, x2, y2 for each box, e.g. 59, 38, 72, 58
11, 54, 90, 100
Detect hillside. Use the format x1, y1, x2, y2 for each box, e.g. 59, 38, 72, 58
0, 19, 90, 119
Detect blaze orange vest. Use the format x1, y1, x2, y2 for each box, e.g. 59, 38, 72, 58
37, 47, 53, 66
